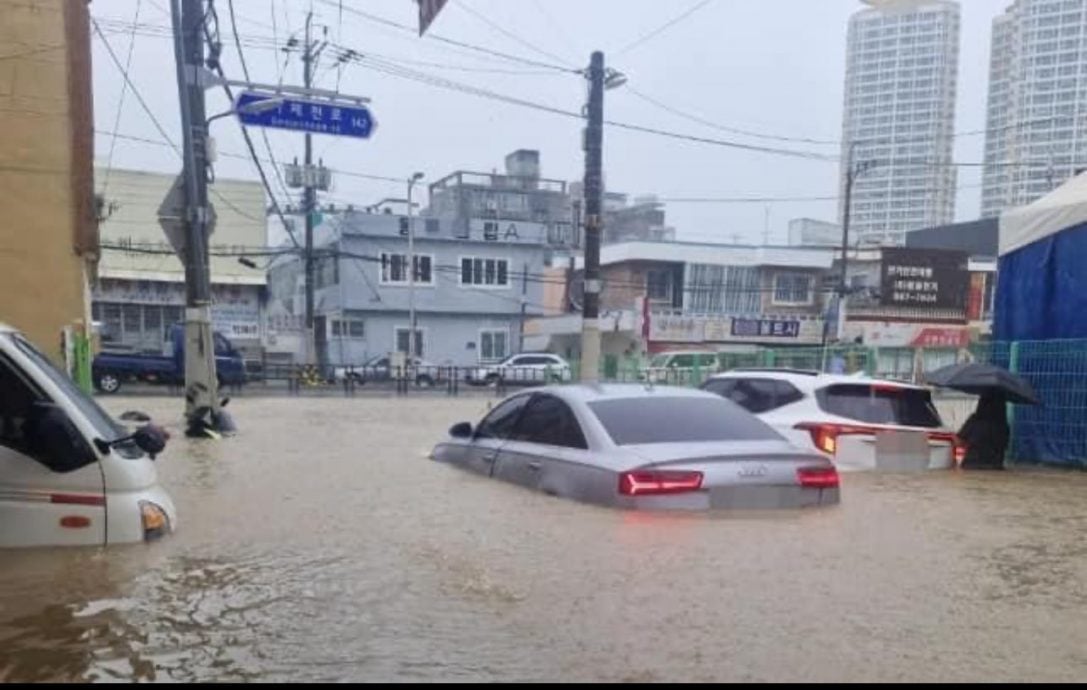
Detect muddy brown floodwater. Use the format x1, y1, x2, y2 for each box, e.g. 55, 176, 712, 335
1, 396, 1086, 682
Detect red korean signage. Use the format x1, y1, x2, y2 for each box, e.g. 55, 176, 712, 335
909, 327, 970, 348
417, 0, 449, 36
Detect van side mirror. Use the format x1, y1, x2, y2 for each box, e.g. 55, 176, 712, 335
132, 424, 169, 458
449, 422, 473, 439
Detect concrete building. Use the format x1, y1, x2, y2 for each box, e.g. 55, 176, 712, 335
981, 0, 1087, 217
788, 218, 841, 247
0, 0, 97, 359
426, 149, 577, 250
93, 169, 267, 360
569, 184, 675, 245
840, 0, 960, 244
526, 242, 835, 358
266, 210, 555, 368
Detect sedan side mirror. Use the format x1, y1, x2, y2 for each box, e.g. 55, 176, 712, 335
449, 422, 473, 439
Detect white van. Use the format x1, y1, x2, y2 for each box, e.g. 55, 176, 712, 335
0, 322, 176, 548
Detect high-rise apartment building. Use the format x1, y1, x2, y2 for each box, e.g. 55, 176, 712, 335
981, 0, 1087, 218
840, 0, 960, 245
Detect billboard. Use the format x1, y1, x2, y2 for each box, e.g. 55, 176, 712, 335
879, 247, 968, 310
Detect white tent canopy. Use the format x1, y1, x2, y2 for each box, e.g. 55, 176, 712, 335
999, 171, 1087, 256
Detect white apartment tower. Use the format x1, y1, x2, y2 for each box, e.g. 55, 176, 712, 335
981, 0, 1087, 218
840, 0, 960, 245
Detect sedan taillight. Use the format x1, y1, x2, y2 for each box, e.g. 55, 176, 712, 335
796, 466, 839, 489
618, 470, 704, 496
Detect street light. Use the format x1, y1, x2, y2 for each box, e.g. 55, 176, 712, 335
406, 172, 425, 363
206, 95, 286, 127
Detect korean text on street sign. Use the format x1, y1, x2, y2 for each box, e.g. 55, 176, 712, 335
879, 247, 968, 310
235, 92, 376, 139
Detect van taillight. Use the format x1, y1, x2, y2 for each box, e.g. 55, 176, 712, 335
797, 466, 839, 489
619, 470, 703, 496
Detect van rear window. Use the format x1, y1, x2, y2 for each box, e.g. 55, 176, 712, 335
815, 384, 942, 428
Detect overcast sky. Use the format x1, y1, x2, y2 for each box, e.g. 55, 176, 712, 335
90, 0, 1012, 245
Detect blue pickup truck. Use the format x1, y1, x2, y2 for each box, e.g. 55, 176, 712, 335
93, 324, 247, 394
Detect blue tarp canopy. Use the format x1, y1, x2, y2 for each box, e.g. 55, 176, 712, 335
996, 172, 1087, 341
995, 174, 1087, 466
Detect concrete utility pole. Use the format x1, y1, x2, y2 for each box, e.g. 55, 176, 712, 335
837, 142, 876, 342
406, 172, 424, 360
170, 0, 222, 436
302, 11, 318, 366
579, 51, 605, 382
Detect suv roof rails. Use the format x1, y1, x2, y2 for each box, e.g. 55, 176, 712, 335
727, 367, 823, 376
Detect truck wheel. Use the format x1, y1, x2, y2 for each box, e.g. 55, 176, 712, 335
416, 374, 435, 388
96, 372, 121, 394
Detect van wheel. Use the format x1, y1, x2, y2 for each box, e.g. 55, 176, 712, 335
96, 372, 121, 394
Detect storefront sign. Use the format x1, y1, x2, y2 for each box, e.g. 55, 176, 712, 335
880, 248, 968, 309
730, 318, 801, 338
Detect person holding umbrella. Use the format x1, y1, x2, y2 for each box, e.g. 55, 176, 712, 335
956, 391, 1010, 470
926, 362, 1041, 471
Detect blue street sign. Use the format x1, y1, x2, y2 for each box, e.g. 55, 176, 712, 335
235, 91, 376, 139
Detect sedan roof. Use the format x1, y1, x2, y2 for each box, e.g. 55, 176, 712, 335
539, 383, 720, 404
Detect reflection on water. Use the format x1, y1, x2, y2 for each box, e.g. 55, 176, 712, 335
2, 396, 1086, 682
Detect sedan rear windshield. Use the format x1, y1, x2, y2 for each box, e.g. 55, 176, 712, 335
588, 396, 782, 446
815, 384, 942, 428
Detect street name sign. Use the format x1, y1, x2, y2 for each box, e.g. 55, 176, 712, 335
235, 91, 376, 139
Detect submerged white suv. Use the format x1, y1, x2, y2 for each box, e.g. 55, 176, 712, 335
701, 368, 963, 471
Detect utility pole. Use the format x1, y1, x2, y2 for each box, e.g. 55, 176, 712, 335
837, 143, 876, 343
406, 172, 424, 360
170, 0, 223, 436
302, 11, 317, 367
519, 260, 528, 352
579, 51, 605, 383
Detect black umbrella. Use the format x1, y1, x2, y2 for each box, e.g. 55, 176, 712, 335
925, 362, 1040, 405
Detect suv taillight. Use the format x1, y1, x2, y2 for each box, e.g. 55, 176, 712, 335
795, 422, 845, 454
618, 470, 703, 496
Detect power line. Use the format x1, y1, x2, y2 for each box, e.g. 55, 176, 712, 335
93, 129, 405, 184
311, 0, 580, 74
615, 0, 715, 58
226, 0, 293, 203
453, 0, 577, 68
625, 86, 839, 146
92, 17, 178, 151
100, 0, 145, 197
332, 46, 840, 163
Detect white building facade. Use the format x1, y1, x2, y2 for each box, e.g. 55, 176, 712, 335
840, 0, 960, 244
981, 0, 1087, 218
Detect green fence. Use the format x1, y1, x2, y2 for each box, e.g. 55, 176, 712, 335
566, 339, 1087, 467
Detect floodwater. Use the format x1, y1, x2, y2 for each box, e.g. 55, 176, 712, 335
2, 395, 1086, 682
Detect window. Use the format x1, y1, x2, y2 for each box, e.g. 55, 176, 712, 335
0, 353, 45, 457
510, 395, 588, 449
773, 273, 815, 306
646, 269, 673, 302
475, 394, 530, 440
380, 253, 433, 285
703, 378, 804, 414
460, 257, 510, 287
479, 329, 508, 362
331, 319, 365, 339
395, 327, 424, 357
816, 384, 942, 428
589, 396, 782, 446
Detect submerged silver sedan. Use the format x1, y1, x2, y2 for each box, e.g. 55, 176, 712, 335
430, 384, 840, 510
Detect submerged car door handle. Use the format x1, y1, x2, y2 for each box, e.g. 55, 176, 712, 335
482, 454, 497, 464
527, 461, 542, 471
